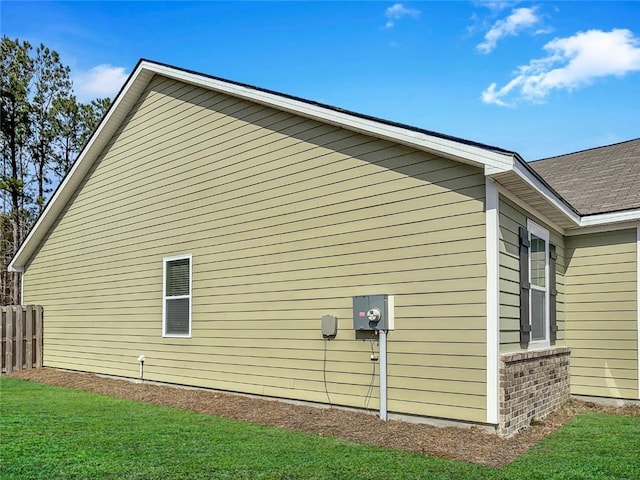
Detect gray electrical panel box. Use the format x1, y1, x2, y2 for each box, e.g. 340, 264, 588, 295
321, 314, 338, 337
353, 295, 394, 331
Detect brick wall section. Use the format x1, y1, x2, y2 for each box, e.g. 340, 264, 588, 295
499, 347, 571, 437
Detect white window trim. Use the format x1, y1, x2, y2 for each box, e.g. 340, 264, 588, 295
527, 220, 550, 349
162, 254, 192, 338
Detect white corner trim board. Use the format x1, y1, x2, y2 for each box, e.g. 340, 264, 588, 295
485, 178, 500, 424
637, 225, 640, 400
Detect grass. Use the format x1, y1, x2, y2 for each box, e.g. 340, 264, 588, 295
1, 378, 638, 480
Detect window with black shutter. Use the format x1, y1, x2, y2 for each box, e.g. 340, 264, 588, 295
521, 221, 554, 348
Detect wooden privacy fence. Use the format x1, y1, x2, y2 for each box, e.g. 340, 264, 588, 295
1, 305, 43, 374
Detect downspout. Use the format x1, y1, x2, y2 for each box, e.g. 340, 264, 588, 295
19, 267, 24, 304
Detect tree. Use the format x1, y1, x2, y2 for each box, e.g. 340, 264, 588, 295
1, 37, 33, 304
29, 45, 72, 213
52, 95, 111, 180
0, 36, 110, 304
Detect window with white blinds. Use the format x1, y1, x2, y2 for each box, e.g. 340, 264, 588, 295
163, 255, 192, 337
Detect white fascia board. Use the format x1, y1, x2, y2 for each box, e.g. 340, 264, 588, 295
565, 220, 640, 236
578, 209, 640, 227
8, 65, 154, 272
145, 62, 515, 172
511, 160, 581, 227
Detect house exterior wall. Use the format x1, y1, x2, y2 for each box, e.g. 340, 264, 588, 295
565, 229, 639, 400
498, 196, 566, 353
23, 76, 489, 423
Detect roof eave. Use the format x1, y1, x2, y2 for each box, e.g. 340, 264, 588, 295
490, 157, 640, 233
579, 209, 640, 227
9, 60, 634, 272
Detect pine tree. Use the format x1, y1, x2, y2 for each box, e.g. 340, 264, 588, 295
0, 36, 112, 304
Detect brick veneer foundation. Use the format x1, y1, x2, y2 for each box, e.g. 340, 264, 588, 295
499, 347, 570, 437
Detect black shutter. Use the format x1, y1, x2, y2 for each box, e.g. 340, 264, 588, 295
549, 244, 558, 344
519, 227, 531, 346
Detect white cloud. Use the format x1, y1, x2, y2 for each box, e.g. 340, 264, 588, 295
73, 64, 128, 102
534, 27, 554, 36
481, 29, 640, 106
477, 7, 541, 53
475, 1, 513, 13
384, 3, 420, 29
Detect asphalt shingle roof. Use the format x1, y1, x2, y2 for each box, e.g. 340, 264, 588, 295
529, 138, 640, 215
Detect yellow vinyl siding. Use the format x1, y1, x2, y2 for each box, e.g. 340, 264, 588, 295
565, 229, 638, 399
23, 76, 488, 423
498, 196, 566, 353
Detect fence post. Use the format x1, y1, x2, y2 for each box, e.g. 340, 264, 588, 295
25, 306, 34, 369
1, 306, 5, 373
15, 306, 23, 370
35, 306, 43, 368
5, 307, 13, 374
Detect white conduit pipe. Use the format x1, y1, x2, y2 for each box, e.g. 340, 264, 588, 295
379, 329, 388, 421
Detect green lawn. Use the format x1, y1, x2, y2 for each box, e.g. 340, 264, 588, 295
1, 377, 638, 479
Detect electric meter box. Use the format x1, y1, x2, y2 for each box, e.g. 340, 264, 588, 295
353, 295, 394, 331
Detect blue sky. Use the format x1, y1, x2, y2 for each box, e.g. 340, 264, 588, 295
2, 1, 639, 160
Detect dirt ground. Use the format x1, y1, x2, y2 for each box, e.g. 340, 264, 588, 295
8, 368, 640, 467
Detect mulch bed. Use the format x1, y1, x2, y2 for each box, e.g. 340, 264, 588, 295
7, 368, 640, 467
